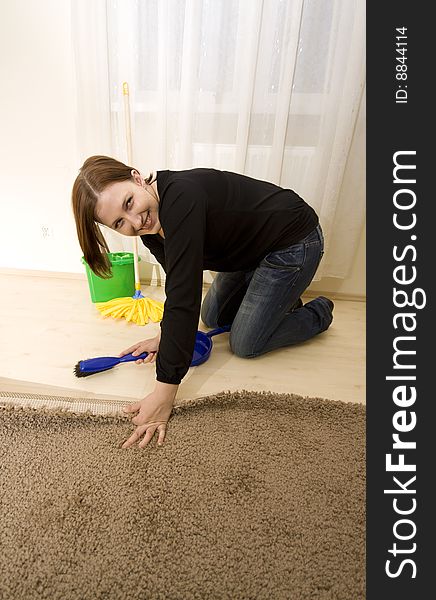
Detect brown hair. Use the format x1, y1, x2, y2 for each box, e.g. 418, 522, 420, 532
71, 155, 154, 278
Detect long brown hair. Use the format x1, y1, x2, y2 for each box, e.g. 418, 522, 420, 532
71, 155, 153, 278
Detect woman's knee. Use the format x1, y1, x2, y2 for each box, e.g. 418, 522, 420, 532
229, 330, 257, 359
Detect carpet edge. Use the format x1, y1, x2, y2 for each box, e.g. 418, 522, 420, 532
0, 388, 365, 421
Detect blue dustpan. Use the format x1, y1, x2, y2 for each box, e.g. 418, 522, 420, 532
191, 325, 231, 366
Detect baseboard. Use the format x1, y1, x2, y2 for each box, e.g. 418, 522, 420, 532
0, 268, 366, 303
302, 290, 366, 303
0, 268, 87, 280
201, 281, 366, 303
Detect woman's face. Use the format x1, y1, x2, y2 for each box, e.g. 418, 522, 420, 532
95, 170, 161, 236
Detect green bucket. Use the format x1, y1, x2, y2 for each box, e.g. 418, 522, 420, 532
81, 252, 141, 303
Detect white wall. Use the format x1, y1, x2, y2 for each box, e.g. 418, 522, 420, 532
0, 0, 84, 272
0, 0, 365, 297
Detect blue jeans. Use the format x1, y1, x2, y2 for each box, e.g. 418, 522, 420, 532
200, 225, 333, 358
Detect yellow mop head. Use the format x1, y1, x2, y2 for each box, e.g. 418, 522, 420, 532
95, 292, 164, 326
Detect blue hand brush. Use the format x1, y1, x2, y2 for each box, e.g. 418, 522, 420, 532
74, 325, 231, 377
74, 352, 149, 377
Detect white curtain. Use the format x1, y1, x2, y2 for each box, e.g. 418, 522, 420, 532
72, 0, 365, 280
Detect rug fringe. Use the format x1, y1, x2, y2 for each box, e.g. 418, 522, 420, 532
0, 391, 128, 416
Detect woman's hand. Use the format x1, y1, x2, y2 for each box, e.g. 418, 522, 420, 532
118, 331, 161, 365
120, 382, 178, 449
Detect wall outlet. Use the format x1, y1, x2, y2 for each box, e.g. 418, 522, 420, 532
41, 224, 54, 239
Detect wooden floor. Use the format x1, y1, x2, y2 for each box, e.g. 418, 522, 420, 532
0, 273, 365, 407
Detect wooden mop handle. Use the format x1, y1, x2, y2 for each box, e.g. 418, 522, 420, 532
132, 236, 141, 290
122, 82, 133, 165
123, 81, 140, 289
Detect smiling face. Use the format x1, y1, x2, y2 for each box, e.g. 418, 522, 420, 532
95, 170, 161, 236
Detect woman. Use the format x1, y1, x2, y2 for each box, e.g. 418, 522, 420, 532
72, 155, 334, 449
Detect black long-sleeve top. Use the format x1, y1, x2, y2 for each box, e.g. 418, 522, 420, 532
140, 168, 318, 385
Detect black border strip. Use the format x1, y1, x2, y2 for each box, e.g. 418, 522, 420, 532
367, 2, 433, 597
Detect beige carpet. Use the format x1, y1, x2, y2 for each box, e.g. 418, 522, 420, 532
0, 390, 365, 600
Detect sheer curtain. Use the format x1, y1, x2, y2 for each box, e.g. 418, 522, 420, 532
72, 0, 365, 281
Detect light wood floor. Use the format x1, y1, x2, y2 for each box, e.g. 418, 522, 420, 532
0, 273, 365, 407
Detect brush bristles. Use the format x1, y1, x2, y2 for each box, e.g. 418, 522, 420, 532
73, 362, 94, 378
73, 362, 114, 378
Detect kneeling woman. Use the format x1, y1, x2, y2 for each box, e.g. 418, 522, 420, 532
72, 155, 334, 448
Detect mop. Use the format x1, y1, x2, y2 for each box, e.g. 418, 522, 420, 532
94, 82, 164, 326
